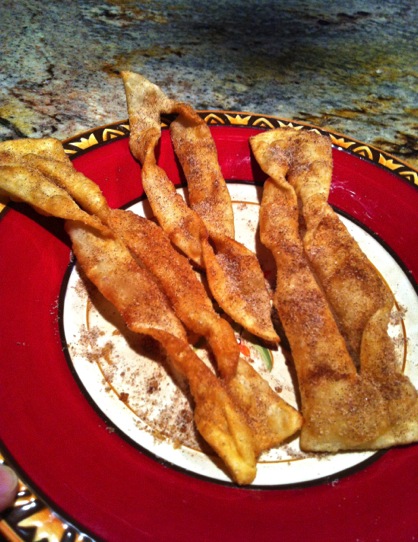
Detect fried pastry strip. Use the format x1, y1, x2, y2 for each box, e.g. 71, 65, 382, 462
108, 208, 240, 380
67, 223, 187, 340
121, 71, 278, 343
0, 141, 259, 484
66, 221, 258, 484
201, 234, 278, 342
203, 235, 278, 342
108, 209, 302, 450
1, 136, 299, 452
278, 128, 418, 447
255, 128, 395, 362
0, 141, 246, 481
0, 138, 110, 223
0, 155, 104, 232
0, 137, 68, 161
251, 128, 418, 451
256, 172, 386, 451
43, 131, 297, 456
166, 85, 276, 342
169, 104, 235, 239
122, 70, 206, 266
157, 333, 258, 484
227, 357, 303, 454
24, 155, 110, 223
0, 137, 300, 480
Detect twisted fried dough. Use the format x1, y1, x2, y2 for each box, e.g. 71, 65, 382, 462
251, 128, 418, 451
0, 135, 302, 482
121, 71, 278, 343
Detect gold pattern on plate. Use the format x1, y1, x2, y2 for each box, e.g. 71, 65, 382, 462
59, 114, 417, 190
354, 145, 374, 160
203, 112, 227, 125
17, 509, 64, 542
251, 117, 276, 129
0, 456, 86, 542
224, 113, 252, 126
329, 135, 356, 150
68, 133, 99, 150
400, 170, 418, 186
102, 128, 126, 141
378, 154, 404, 171
2, 112, 417, 542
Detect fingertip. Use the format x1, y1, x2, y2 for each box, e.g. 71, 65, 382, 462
0, 464, 19, 511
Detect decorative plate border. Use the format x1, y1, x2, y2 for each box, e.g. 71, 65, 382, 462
1, 113, 417, 542
62, 112, 418, 186
0, 453, 92, 542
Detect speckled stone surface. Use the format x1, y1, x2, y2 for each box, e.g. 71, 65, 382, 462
0, 0, 417, 166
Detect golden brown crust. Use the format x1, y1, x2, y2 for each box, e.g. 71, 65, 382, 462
202, 234, 279, 343
0, 138, 110, 229
170, 104, 235, 239
0, 159, 104, 232
121, 70, 278, 343
122, 70, 206, 266
108, 208, 240, 380
0, 133, 302, 484
251, 127, 418, 452
66, 222, 187, 340
226, 358, 303, 455
66, 221, 258, 484
108, 208, 302, 453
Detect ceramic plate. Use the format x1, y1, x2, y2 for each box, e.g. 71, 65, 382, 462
0, 112, 417, 542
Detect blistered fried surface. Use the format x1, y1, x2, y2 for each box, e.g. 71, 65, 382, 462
258, 128, 395, 362
0, 137, 109, 228
202, 234, 278, 343
121, 71, 174, 164
154, 332, 257, 485
251, 128, 418, 451
109, 209, 301, 447
0, 137, 68, 161
121, 71, 278, 343
108, 208, 239, 379
0, 159, 102, 231
0, 135, 301, 484
66, 221, 259, 484
25, 155, 110, 223
227, 358, 302, 455
122, 70, 206, 266
170, 104, 235, 239
66, 222, 187, 340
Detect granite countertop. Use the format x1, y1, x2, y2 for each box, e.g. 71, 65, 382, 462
0, 3, 417, 541
0, 0, 417, 168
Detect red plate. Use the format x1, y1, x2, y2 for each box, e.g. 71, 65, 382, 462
0, 113, 417, 542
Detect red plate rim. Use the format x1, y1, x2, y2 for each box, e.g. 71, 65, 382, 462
1, 112, 417, 542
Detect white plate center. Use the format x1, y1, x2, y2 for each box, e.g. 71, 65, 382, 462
62, 183, 418, 486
